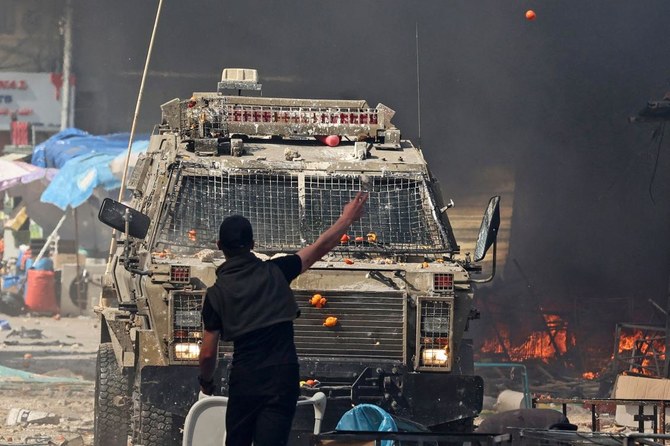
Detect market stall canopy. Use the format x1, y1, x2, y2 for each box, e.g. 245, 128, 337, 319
31, 128, 149, 210
0, 159, 56, 192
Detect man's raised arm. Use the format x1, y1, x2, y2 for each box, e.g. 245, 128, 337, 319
297, 191, 368, 273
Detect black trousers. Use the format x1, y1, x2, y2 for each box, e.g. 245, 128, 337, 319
226, 364, 299, 446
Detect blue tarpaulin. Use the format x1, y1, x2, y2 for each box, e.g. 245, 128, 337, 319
31, 128, 149, 210
336, 404, 397, 446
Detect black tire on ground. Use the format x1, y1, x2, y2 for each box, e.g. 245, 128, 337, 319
94, 343, 131, 446
132, 398, 183, 446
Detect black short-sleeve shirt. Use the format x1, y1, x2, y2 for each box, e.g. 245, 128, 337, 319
201, 254, 302, 374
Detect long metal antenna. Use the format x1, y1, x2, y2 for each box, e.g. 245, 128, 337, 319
415, 21, 422, 149
105, 0, 164, 266
117, 0, 164, 200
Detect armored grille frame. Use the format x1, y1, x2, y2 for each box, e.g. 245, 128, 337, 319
154, 165, 451, 256
216, 290, 407, 362
415, 296, 454, 371
169, 291, 205, 362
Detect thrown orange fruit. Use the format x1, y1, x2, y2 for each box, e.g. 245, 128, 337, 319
344, 258, 354, 265
525, 10, 536, 20
306, 379, 317, 386
323, 316, 338, 327
310, 294, 327, 308
355, 236, 364, 242
340, 234, 350, 243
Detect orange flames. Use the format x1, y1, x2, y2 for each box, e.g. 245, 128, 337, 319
617, 329, 666, 376
480, 314, 575, 363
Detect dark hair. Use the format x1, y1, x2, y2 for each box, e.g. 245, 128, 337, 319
218, 215, 253, 251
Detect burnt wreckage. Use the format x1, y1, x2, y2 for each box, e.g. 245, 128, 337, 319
95, 68, 501, 445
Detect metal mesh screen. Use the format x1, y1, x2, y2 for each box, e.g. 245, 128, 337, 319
156, 172, 301, 253
416, 297, 453, 370
304, 176, 445, 252
155, 166, 449, 255
170, 292, 204, 361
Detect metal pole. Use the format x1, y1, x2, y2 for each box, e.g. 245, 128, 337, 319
60, 0, 73, 131
105, 0, 164, 270
73, 206, 82, 313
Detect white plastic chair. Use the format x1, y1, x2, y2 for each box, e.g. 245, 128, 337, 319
182, 391, 327, 446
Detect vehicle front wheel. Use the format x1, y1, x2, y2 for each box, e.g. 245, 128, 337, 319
93, 343, 131, 446
132, 395, 183, 446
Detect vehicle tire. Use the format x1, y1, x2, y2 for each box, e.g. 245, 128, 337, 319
94, 343, 130, 446
132, 395, 183, 446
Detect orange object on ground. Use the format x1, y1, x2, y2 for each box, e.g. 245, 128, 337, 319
340, 234, 350, 243
344, 258, 354, 265
323, 316, 338, 327
24, 269, 59, 314
525, 10, 536, 20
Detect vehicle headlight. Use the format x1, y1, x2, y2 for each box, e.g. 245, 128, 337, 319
174, 342, 200, 360
421, 348, 449, 366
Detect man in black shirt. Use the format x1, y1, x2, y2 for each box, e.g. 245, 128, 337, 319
199, 191, 368, 446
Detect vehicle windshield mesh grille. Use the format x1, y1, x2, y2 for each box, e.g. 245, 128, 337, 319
155, 168, 449, 255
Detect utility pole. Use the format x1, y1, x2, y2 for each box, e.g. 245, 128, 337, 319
60, 0, 73, 131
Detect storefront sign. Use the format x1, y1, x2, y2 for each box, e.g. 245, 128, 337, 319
0, 72, 72, 131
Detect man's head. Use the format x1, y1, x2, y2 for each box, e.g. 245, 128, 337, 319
217, 215, 254, 257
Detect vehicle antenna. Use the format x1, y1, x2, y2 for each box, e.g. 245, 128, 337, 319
415, 21, 422, 149
117, 0, 165, 197
106, 0, 165, 267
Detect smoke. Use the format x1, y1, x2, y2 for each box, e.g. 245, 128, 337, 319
72, 1, 670, 348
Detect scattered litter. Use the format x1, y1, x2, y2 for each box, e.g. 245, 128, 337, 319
7, 327, 45, 340
6, 408, 60, 426
0, 320, 11, 331
0, 435, 52, 446
0, 365, 89, 384
4, 340, 80, 347
48, 434, 84, 446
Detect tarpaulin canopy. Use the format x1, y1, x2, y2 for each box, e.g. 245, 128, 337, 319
31, 128, 149, 210
0, 159, 56, 192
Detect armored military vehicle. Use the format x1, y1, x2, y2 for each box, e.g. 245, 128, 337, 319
95, 68, 501, 445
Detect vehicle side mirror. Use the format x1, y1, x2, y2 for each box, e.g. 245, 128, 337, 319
473, 196, 501, 262
98, 198, 151, 240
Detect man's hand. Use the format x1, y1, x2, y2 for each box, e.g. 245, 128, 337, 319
298, 191, 369, 272
198, 375, 216, 396
341, 191, 369, 224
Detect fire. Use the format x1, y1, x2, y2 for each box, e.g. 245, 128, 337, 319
480, 314, 575, 363
617, 329, 666, 376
